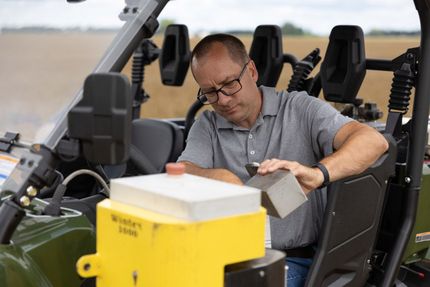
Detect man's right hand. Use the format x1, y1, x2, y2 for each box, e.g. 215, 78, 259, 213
179, 161, 243, 185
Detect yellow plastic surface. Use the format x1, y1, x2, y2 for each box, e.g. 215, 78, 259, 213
77, 199, 265, 287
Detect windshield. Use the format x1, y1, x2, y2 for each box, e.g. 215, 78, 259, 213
0, 0, 124, 143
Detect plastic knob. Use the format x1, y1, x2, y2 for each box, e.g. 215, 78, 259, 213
165, 162, 185, 175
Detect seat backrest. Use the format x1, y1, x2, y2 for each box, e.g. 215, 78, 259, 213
305, 135, 397, 287
129, 118, 184, 174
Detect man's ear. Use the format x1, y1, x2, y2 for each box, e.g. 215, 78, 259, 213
248, 59, 259, 83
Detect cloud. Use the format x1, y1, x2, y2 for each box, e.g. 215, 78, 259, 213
159, 0, 419, 35
0, 0, 421, 35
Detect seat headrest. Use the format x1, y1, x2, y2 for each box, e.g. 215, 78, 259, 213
320, 25, 366, 104
249, 25, 284, 87
159, 24, 191, 86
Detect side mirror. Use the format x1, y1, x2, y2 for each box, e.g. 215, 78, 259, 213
68, 73, 132, 165
159, 24, 191, 86
320, 25, 366, 104
249, 25, 284, 87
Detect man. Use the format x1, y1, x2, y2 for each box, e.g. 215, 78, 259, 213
177, 34, 388, 287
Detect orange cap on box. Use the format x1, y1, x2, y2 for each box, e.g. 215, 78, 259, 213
165, 162, 185, 175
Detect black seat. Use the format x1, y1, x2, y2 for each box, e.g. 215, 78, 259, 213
129, 118, 184, 174
305, 135, 396, 286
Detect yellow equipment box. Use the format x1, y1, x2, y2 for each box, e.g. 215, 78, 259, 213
77, 165, 265, 287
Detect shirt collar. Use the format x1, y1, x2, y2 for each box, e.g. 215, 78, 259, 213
260, 85, 280, 116
215, 85, 280, 130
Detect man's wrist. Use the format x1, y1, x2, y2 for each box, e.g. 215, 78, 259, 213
312, 162, 330, 188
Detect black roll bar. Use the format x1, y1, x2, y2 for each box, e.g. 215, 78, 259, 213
366, 59, 393, 71
381, 0, 430, 286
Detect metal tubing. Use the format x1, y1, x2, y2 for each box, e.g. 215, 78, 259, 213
184, 100, 203, 140
366, 59, 393, 71
0, 201, 25, 244
283, 54, 299, 70
381, 1, 430, 286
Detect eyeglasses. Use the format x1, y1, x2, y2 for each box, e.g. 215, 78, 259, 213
197, 60, 250, 105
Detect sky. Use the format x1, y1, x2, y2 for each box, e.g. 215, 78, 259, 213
0, 0, 421, 35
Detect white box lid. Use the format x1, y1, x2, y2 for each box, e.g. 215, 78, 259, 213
110, 173, 261, 221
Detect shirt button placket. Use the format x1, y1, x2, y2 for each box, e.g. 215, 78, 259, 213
248, 132, 256, 161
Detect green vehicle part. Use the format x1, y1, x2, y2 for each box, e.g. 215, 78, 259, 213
0, 198, 95, 287
403, 164, 430, 263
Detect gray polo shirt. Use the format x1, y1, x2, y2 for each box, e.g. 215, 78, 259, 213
178, 86, 353, 249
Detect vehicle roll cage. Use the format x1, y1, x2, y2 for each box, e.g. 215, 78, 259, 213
381, 1, 430, 286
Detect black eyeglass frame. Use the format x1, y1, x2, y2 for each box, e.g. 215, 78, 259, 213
196, 60, 250, 105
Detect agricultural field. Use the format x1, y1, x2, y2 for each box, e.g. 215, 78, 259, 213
0, 33, 420, 141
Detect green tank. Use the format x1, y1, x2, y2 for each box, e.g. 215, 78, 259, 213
0, 198, 95, 287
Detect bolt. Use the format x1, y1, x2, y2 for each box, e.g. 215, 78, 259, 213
133, 270, 138, 285
385, 180, 388, 184
406, 53, 414, 60
367, 259, 371, 264
332, 211, 336, 216
259, 270, 265, 277
20, 196, 31, 207
26, 186, 38, 197
83, 263, 91, 271
405, 177, 411, 184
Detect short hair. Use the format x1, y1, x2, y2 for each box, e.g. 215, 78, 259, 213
192, 34, 249, 66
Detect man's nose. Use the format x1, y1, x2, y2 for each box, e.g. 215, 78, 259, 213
216, 92, 231, 106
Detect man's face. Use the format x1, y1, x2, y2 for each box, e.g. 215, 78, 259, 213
191, 44, 260, 128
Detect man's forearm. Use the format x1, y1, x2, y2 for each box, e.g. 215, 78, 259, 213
180, 161, 243, 185
321, 124, 389, 183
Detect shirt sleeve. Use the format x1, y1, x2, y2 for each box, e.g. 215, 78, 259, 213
176, 110, 215, 168
293, 92, 354, 157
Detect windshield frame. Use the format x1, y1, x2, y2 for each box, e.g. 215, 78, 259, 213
40, 0, 168, 149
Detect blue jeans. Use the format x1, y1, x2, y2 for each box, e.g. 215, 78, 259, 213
285, 257, 313, 287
